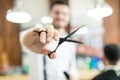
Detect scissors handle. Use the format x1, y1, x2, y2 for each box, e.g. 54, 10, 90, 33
48, 51, 54, 58
33, 30, 47, 36
47, 39, 63, 58
33, 30, 53, 58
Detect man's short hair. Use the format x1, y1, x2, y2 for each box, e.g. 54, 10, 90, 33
50, 1, 68, 10
104, 44, 120, 65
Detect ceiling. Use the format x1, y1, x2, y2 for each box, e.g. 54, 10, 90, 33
14, 0, 103, 30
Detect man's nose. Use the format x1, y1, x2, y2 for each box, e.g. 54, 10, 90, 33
57, 14, 64, 19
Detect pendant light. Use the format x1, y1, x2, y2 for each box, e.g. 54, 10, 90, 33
6, 0, 32, 23
87, 0, 113, 20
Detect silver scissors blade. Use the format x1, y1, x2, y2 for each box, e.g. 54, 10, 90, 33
64, 25, 85, 39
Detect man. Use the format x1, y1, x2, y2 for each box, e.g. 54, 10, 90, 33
21, 1, 78, 80
93, 44, 120, 80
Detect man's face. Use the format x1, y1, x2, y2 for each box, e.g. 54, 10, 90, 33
50, 5, 70, 29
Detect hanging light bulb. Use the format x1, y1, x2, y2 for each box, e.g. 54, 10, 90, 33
6, 0, 32, 23
41, 16, 53, 24
87, 0, 113, 20
6, 9, 32, 23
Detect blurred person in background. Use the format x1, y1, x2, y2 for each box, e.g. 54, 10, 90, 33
93, 44, 120, 80
20, 1, 78, 80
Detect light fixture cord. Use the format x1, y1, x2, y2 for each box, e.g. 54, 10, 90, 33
94, 0, 105, 8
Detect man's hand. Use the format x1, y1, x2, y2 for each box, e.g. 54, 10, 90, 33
23, 25, 59, 59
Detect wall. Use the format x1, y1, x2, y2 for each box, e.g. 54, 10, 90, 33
0, 0, 21, 67
104, 0, 120, 45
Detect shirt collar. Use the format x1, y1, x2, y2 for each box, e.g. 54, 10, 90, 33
105, 65, 120, 71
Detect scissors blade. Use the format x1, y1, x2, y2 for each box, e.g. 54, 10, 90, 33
64, 25, 85, 39
64, 39, 84, 44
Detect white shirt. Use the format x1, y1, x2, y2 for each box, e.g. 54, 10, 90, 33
20, 29, 78, 80
104, 65, 120, 76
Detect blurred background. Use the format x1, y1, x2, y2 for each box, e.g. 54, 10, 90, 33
0, 0, 120, 80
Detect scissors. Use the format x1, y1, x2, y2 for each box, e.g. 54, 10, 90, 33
33, 25, 84, 59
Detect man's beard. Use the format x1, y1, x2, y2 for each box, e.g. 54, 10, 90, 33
53, 24, 65, 30
53, 23, 70, 34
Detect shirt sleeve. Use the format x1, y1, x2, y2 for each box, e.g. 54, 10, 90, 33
69, 44, 79, 80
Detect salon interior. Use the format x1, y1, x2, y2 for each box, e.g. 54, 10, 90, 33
0, 0, 120, 80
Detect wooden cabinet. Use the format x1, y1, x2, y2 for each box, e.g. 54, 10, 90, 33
104, 0, 120, 45
0, 0, 21, 67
